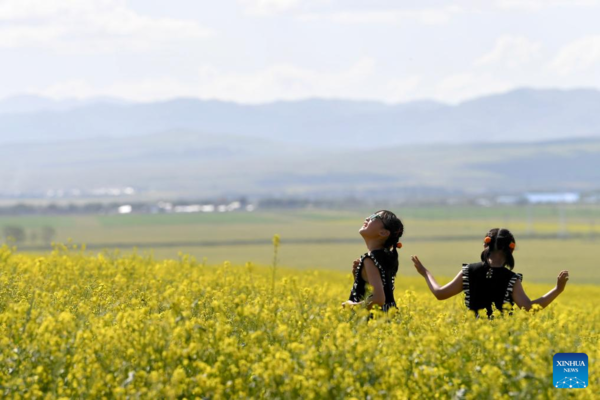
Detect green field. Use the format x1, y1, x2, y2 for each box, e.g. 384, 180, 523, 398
2, 205, 599, 285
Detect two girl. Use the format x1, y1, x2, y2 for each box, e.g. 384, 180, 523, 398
344, 213, 569, 315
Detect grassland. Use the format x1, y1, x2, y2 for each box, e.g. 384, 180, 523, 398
2, 204, 599, 284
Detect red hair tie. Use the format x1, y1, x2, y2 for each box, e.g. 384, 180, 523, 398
396, 242, 403, 249
484, 236, 492, 244
509, 242, 516, 250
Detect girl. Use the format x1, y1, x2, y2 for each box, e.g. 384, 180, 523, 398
411, 228, 569, 317
343, 210, 404, 311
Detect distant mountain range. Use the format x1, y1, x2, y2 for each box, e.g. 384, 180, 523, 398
1, 131, 599, 199
2, 88, 600, 148
1, 88, 600, 198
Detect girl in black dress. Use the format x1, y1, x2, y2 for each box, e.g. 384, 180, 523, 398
342, 210, 404, 311
411, 228, 569, 317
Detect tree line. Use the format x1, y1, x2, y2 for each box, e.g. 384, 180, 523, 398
2, 225, 57, 245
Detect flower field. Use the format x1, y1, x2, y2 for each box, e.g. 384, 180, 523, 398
0, 244, 598, 399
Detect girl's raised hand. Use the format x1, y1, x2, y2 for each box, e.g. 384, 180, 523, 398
411, 255, 427, 277
556, 270, 569, 292
352, 258, 360, 277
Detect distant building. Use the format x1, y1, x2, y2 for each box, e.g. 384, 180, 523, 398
118, 205, 133, 214
495, 195, 523, 205
525, 192, 580, 204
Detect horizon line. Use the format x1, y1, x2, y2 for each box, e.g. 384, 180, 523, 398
1, 85, 599, 108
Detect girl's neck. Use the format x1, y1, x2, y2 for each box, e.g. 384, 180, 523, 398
487, 255, 506, 268
364, 238, 386, 252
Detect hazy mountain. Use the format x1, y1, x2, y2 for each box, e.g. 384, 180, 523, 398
2, 130, 599, 198
2, 88, 600, 148
2, 88, 600, 199
0, 130, 322, 196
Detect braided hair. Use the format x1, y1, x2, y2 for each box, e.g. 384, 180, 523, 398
376, 210, 404, 275
480, 228, 517, 270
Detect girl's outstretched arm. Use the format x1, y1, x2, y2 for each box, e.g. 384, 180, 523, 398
411, 255, 463, 300
511, 270, 569, 311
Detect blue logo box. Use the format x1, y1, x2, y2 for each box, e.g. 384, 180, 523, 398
553, 353, 588, 389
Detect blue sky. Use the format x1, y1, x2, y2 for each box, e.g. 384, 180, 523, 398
1, 0, 600, 104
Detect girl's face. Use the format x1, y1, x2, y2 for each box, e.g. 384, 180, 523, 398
359, 212, 389, 239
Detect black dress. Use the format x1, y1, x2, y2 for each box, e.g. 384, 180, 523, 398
349, 249, 397, 312
462, 262, 523, 317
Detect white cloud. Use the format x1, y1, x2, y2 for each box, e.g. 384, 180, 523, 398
300, 6, 462, 25
239, 0, 301, 16
434, 73, 513, 104
39, 59, 381, 103
550, 36, 600, 75
0, 0, 100, 19
0, 25, 66, 48
194, 59, 378, 103
475, 36, 541, 68
496, 0, 599, 11
0, 0, 213, 52
39, 79, 97, 99
385, 76, 422, 103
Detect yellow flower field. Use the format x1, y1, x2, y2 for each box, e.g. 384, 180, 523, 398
0, 244, 598, 399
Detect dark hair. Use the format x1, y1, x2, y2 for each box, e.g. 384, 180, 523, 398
377, 210, 404, 275
480, 228, 516, 270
